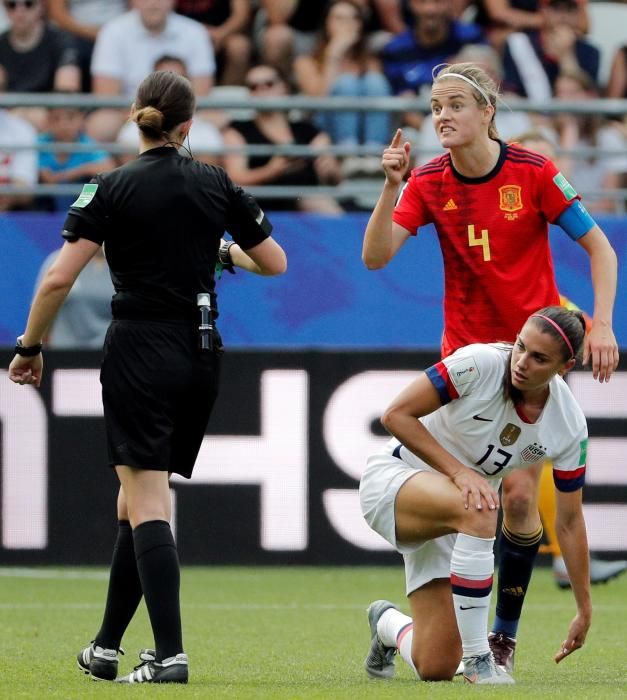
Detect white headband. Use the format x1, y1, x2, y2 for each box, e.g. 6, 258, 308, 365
438, 72, 491, 106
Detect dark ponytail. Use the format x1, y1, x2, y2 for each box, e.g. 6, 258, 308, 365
132, 70, 195, 139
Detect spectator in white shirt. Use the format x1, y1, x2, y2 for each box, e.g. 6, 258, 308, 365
117, 54, 223, 166
0, 108, 37, 210
87, 0, 215, 142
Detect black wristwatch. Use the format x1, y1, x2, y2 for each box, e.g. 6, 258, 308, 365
15, 337, 43, 357
218, 239, 236, 275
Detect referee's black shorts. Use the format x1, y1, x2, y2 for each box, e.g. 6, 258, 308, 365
101, 319, 222, 479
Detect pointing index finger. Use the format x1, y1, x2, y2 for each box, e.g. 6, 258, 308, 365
389, 128, 402, 148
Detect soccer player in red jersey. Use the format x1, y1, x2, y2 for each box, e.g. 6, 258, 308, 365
362, 62, 619, 677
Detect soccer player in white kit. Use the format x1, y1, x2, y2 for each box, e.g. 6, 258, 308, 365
359, 306, 591, 684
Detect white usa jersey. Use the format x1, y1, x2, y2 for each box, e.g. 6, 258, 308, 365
390, 344, 588, 491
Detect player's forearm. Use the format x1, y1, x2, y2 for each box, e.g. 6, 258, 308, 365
556, 513, 592, 618
362, 182, 399, 268
383, 412, 467, 479
588, 237, 617, 326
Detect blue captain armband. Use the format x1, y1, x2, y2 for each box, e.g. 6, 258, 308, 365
555, 200, 596, 241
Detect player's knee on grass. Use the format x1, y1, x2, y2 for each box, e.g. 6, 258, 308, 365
414, 653, 458, 682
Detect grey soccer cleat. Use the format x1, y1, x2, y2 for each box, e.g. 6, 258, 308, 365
554, 556, 627, 589
364, 599, 398, 679
488, 632, 516, 672
463, 651, 515, 685
116, 649, 188, 684
77, 641, 123, 681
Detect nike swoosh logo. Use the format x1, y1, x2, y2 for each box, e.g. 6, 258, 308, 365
460, 605, 478, 610
472, 414, 493, 422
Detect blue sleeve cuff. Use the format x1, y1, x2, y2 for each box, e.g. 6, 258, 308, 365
555, 200, 596, 241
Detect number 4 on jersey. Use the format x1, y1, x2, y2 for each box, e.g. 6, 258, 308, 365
468, 224, 491, 262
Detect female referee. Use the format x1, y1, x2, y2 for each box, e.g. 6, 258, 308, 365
361, 62, 618, 674
8, 69, 286, 684
360, 306, 591, 684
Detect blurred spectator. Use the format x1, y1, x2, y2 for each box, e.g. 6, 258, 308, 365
502, 0, 599, 99
37, 105, 115, 211
553, 68, 627, 213
34, 246, 113, 348
607, 44, 627, 99
222, 64, 343, 214
508, 127, 556, 157
381, 0, 484, 129
256, 0, 328, 79
0, 0, 80, 129
471, 0, 588, 52
47, 0, 127, 92
0, 107, 36, 210
117, 54, 222, 165
87, 0, 215, 142
294, 0, 392, 150
175, 0, 252, 86
352, 0, 408, 51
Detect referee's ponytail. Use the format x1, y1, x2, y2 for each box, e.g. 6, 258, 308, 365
132, 70, 196, 140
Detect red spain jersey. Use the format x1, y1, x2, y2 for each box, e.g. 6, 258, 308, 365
393, 142, 579, 357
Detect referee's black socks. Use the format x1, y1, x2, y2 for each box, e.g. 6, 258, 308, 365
95, 520, 143, 651
133, 519, 183, 662
492, 522, 543, 639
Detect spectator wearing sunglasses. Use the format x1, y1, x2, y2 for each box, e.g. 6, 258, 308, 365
223, 64, 343, 214
0, 0, 80, 129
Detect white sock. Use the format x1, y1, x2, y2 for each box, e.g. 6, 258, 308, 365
450, 533, 495, 659
377, 608, 418, 677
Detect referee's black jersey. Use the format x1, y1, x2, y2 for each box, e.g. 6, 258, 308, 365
62, 147, 271, 320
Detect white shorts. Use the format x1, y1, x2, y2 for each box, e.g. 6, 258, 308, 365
359, 442, 457, 596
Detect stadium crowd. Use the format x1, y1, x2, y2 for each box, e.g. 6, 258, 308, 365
0, 0, 625, 214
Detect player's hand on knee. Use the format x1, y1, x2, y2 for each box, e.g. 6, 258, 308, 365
452, 467, 499, 511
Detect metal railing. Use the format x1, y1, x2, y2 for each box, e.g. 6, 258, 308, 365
2, 93, 626, 209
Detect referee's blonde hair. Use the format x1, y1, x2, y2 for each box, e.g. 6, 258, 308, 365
433, 63, 500, 140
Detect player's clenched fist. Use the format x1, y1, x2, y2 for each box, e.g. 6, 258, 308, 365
382, 128, 411, 186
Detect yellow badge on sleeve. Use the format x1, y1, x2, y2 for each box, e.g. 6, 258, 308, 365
72, 183, 98, 208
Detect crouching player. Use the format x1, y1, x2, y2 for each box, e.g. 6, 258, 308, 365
360, 307, 591, 684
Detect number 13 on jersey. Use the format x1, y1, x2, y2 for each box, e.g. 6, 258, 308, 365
468, 225, 491, 262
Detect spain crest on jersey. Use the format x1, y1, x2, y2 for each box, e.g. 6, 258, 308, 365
500, 423, 521, 446
498, 185, 523, 212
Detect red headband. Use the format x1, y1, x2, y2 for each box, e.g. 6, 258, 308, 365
531, 314, 575, 358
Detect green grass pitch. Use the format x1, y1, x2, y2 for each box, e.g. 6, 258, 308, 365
1, 565, 625, 698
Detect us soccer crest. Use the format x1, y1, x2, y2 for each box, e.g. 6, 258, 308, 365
500, 423, 521, 446
521, 442, 547, 463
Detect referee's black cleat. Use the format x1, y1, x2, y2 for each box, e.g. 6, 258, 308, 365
116, 649, 189, 684
77, 641, 123, 681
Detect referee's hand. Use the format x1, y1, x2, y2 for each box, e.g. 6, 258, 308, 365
9, 354, 43, 388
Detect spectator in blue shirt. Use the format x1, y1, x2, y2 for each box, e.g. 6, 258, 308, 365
38, 106, 115, 211
381, 0, 484, 128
